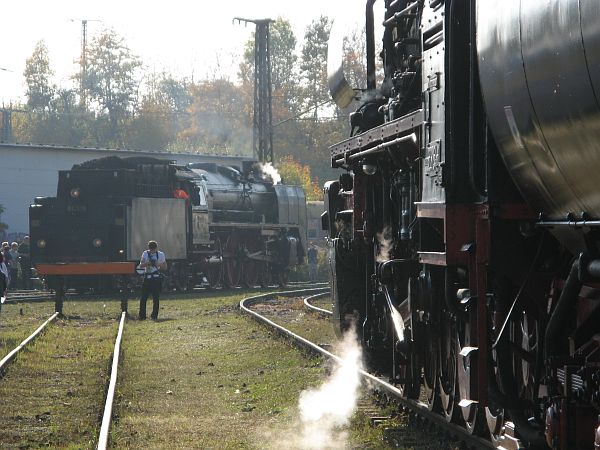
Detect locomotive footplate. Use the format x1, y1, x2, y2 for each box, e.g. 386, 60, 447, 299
36, 262, 136, 276
329, 109, 423, 167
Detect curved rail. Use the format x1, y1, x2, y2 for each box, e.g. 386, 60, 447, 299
240, 290, 494, 450
303, 291, 332, 316
97, 311, 126, 450
0, 312, 60, 375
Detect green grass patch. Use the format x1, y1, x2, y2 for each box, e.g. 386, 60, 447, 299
0, 301, 58, 361
111, 291, 329, 449
0, 298, 123, 448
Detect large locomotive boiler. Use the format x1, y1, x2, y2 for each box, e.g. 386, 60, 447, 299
324, 1, 600, 448
30, 156, 306, 295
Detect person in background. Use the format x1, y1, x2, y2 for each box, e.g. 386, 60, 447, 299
138, 240, 167, 320
0, 252, 9, 300
7, 242, 19, 290
18, 236, 31, 289
1, 242, 10, 267
307, 242, 318, 282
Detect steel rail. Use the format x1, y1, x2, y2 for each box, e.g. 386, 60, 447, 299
303, 291, 332, 316
240, 290, 494, 450
97, 311, 126, 450
0, 312, 60, 375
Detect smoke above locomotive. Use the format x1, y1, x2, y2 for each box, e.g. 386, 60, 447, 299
30, 156, 307, 293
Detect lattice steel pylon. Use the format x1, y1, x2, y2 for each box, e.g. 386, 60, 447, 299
234, 18, 274, 164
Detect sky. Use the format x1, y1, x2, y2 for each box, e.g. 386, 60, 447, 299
0, 0, 382, 105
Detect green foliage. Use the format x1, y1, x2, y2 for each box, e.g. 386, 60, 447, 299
300, 16, 332, 118
84, 29, 142, 144
240, 18, 300, 111
23, 40, 55, 112
176, 79, 252, 155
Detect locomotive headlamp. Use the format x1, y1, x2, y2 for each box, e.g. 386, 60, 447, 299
37, 239, 46, 248
92, 238, 103, 248
361, 159, 378, 176
70, 188, 81, 198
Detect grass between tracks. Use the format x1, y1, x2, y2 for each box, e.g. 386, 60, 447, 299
0, 299, 123, 449
111, 290, 333, 449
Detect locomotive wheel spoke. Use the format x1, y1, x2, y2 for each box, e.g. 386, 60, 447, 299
258, 262, 271, 288
224, 235, 242, 288
457, 321, 484, 435
422, 324, 440, 411
206, 237, 223, 289
439, 317, 459, 422
242, 235, 261, 288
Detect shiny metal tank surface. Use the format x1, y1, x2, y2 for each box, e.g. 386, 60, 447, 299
477, 0, 600, 220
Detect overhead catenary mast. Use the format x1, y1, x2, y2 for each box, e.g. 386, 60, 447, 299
71, 19, 101, 108
234, 17, 274, 164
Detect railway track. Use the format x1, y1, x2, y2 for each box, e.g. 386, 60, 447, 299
0, 312, 60, 375
98, 311, 126, 450
0, 304, 127, 450
241, 288, 495, 450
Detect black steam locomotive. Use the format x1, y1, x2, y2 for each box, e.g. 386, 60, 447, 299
324, 1, 600, 448
30, 156, 306, 294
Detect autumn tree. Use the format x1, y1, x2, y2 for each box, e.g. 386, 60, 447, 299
84, 29, 142, 145
176, 78, 251, 155
23, 40, 55, 113
299, 16, 332, 118
125, 73, 191, 150
277, 155, 322, 200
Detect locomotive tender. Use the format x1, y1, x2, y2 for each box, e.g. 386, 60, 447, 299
30, 156, 306, 294
324, 0, 600, 448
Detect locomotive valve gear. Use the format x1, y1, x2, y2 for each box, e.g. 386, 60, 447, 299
139, 240, 167, 320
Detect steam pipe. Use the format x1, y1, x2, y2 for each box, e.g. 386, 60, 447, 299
366, 0, 377, 91
333, 133, 418, 164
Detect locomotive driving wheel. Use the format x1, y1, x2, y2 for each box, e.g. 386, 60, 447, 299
439, 313, 459, 422
422, 325, 440, 411
224, 235, 242, 288
206, 238, 223, 289
457, 319, 484, 435
242, 235, 261, 288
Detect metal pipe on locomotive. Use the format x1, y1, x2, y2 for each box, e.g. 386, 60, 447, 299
30, 156, 307, 296
324, 1, 600, 448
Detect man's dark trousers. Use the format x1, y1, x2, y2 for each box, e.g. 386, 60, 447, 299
139, 277, 161, 319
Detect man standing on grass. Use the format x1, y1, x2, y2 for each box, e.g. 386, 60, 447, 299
138, 240, 167, 320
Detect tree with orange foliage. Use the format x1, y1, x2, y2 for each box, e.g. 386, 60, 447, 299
277, 155, 323, 201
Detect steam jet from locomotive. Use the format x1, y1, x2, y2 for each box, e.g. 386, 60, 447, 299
30, 156, 306, 295
323, 0, 600, 448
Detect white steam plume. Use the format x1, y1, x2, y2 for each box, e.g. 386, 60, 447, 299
376, 226, 394, 263
261, 162, 281, 185
268, 328, 364, 449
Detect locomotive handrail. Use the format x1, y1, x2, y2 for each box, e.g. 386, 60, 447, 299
537, 220, 600, 228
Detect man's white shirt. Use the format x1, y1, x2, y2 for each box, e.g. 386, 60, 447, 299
140, 250, 166, 276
